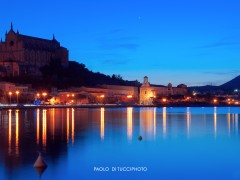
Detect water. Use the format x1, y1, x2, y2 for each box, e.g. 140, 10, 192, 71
0, 107, 240, 180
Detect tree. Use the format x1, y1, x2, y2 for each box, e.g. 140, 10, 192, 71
112, 74, 123, 80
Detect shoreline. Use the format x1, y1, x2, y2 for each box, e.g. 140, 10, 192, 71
0, 103, 240, 109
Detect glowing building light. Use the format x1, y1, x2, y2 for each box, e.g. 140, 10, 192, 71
127, 95, 133, 98
162, 98, 167, 102
8, 92, 12, 105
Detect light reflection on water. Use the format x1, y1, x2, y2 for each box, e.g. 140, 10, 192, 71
127, 107, 133, 140
0, 107, 240, 180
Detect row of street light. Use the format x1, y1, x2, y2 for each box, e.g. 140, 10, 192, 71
36, 92, 48, 101
8, 91, 20, 104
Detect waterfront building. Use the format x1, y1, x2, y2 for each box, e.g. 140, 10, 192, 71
0, 81, 29, 93
51, 85, 139, 105
0, 23, 68, 77
140, 76, 188, 105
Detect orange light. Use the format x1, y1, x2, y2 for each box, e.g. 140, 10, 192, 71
100, 95, 105, 98
16, 91, 19, 95
162, 98, 167, 102
72, 94, 75, 97
8, 92, 12, 96
71, 100, 74, 103
153, 95, 156, 98
37, 93, 40, 97
42, 93, 47, 96
235, 101, 239, 105
213, 99, 217, 103
127, 95, 133, 98
227, 98, 231, 101
67, 94, 70, 97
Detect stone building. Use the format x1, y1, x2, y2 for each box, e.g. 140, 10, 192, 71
140, 76, 188, 105
0, 23, 68, 76
51, 85, 139, 105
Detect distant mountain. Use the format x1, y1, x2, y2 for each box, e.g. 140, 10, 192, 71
189, 85, 222, 93
220, 75, 240, 90
189, 75, 240, 93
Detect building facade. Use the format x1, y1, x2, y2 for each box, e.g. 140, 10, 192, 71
140, 76, 188, 105
48, 85, 139, 105
0, 23, 68, 76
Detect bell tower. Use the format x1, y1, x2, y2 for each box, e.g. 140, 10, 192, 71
142, 76, 150, 87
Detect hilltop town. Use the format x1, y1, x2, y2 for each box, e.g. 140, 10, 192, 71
0, 24, 239, 106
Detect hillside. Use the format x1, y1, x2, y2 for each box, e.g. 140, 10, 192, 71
190, 75, 240, 93
220, 75, 240, 90
0, 61, 140, 90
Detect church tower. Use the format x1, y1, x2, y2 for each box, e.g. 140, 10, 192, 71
142, 76, 150, 87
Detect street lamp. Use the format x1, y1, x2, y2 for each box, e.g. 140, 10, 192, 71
100, 95, 105, 104
16, 91, 19, 104
162, 98, 167, 102
42, 93, 47, 102
8, 92, 12, 105
37, 93, 40, 99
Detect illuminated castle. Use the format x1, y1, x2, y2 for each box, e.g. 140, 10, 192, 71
0, 23, 68, 77
140, 76, 188, 105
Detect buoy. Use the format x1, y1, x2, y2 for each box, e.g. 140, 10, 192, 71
33, 152, 47, 168
138, 136, 143, 141
33, 152, 47, 177
34, 167, 47, 176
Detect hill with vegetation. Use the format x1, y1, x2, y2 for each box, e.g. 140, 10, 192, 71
0, 60, 140, 90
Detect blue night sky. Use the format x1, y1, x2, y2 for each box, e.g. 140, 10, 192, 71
0, 0, 239, 86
